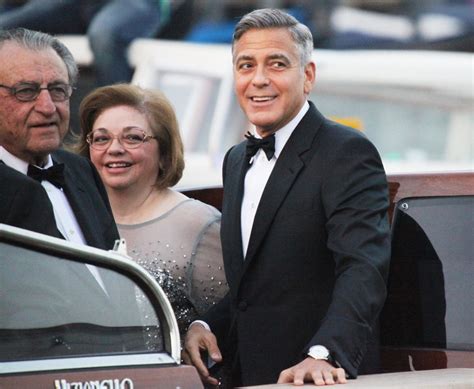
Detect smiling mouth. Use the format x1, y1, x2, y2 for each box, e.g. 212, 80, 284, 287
106, 162, 132, 168
251, 96, 275, 102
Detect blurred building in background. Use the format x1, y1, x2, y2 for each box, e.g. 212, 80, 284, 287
2, 0, 472, 51
185, 0, 473, 51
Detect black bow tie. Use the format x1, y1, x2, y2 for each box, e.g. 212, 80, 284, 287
245, 132, 275, 161
27, 163, 65, 189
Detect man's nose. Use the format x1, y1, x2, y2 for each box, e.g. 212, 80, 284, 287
34, 89, 57, 114
252, 65, 270, 86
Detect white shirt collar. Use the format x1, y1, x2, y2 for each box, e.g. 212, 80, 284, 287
0, 146, 53, 174
252, 100, 309, 159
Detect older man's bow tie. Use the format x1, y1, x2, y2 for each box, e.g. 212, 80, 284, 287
245, 131, 275, 161
27, 163, 65, 189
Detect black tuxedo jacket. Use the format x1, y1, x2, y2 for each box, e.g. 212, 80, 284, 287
204, 102, 391, 386
52, 149, 119, 249
0, 149, 118, 250
0, 162, 61, 237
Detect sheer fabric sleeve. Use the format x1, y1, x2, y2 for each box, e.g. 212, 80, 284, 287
187, 215, 228, 316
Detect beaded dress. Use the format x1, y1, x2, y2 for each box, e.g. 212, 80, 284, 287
118, 198, 228, 337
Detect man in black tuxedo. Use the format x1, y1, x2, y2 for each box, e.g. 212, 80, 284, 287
0, 27, 118, 249
184, 9, 391, 387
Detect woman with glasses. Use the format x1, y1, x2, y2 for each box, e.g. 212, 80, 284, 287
73, 83, 228, 336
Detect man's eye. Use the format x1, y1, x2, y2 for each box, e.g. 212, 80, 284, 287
15, 87, 37, 96
49, 86, 67, 96
238, 63, 253, 70
271, 61, 286, 68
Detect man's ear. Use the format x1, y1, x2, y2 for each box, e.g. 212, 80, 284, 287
303, 61, 316, 95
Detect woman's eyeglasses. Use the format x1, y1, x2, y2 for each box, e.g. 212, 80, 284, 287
86, 128, 157, 150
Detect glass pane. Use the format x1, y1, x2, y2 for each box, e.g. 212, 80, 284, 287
0, 243, 164, 362
381, 196, 474, 350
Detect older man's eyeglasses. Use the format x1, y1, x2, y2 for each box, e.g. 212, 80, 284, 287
0, 82, 74, 102
87, 128, 157, 150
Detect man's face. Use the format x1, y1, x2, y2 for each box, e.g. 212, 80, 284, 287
233, 27, 315, 137
0, 42, 70, 165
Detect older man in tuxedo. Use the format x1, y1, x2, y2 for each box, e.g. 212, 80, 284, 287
184, 8, 391, 387
0, 27, 118, 249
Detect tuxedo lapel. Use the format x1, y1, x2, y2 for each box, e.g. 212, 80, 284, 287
62, 166, 101, 246
222, 144, 248, 286
243, 104, 324, 272
52, 153, 103, 248
243, 154, 303, 269
0, 161, 64, 238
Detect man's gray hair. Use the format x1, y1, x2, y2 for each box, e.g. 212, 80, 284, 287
0, 28, 78, 85
232, 8, 313, 66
